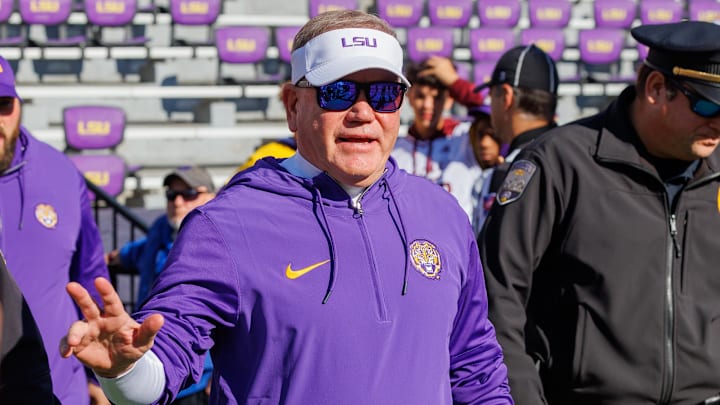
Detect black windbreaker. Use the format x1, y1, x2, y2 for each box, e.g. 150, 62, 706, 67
480, 86, 720, 405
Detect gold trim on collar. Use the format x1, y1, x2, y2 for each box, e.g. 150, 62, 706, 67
673, 66, 720, 83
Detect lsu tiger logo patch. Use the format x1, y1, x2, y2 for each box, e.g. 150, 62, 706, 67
35, 204, 58, 229
409, 240, 442, 280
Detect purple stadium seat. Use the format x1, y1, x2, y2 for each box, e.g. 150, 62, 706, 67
0, 0, 14, 21
64, 106, 126, 150
639, 0, 683, 25
527, 0, 571, 28
376, 0, 424, 28
20, 0, 87, 46
578, 28, 630, 82
593, 0, 637, 29
521, 28, 565, 61
69, 154, 127, 198
85, 0, 148, 46
216, 26, 269, 64
406, 27, 454, 63
275, 26, 301, 63
578, 29, 624, 65
0, 0, 26, 46
309, 0, 358, 18
427, 0, 473, 27
215, 26, 283, 84
476, 0, 521, 27
689, 0, 720, 23
170, 0, 220, 25
63, 105, 127, 199
468, 28, 515, 62
169, 0, 221, 46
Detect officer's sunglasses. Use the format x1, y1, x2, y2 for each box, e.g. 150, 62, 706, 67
165, 189, 203, 201
667, 77, 720, 118
295, 79, 408, 113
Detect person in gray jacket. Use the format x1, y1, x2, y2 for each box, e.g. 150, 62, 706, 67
480, 21, 720, 404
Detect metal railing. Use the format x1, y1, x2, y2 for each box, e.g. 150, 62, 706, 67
86, 180, 149, 312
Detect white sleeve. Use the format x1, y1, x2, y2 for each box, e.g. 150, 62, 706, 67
96, 349, 166, 405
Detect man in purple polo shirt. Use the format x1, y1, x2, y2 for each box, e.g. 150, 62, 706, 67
60, 10, 513, 404
0, 56, 110, 404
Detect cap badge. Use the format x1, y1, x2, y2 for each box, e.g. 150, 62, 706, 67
409, 239, 442, 280
35, 204, 58, 229
497, 160, 537, 206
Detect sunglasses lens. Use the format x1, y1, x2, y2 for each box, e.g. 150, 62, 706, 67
692, 98, 720, 118
368, 82, 406, 112
166, 189, 199, 201
318, 81, 357, 111
316, 81, 406, 112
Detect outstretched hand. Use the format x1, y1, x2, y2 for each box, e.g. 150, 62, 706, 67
60, 277, 164, 378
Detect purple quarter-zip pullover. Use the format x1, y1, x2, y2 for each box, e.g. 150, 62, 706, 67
136, 156, 512, 404
0, 127, 109, 405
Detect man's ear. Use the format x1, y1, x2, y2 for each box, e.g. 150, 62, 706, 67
500, 83, 514, 111
281, 82, 299, 132
643, 70, 666, 104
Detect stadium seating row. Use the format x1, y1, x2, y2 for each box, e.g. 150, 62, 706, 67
3, 0, 718, 50
2, 0, 719, 204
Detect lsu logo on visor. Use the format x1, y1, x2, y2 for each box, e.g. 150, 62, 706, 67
409, 240, 441, 280
497, 160, 537, 206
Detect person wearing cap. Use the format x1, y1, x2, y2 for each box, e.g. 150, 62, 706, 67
467, 105, 503, 235
392, 56, 487, 219
106, 165, 216, 310
106, 165, 216, 403
59, 10, 512, 405
480, 20, 720, 404
473, 44, 559, 227
0, 56, 111, 404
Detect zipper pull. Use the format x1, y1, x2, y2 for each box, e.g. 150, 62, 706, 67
670, 214, 680, 259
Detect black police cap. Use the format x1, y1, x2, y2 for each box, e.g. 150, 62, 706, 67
632, 20, 720, 105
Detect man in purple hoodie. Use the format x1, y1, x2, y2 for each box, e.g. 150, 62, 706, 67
0, 56, 110, 404
60, 10, 513, 405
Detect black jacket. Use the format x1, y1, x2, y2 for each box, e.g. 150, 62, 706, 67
481, 87, 720, 405
0, 251, 57, 404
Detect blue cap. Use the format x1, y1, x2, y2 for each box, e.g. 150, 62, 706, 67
632, 20, 720, 104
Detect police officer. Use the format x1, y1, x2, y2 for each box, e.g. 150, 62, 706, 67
472, 44, 559, 229
480, 20, 720, 404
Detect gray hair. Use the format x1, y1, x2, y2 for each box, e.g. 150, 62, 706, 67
293, 9, 397, 51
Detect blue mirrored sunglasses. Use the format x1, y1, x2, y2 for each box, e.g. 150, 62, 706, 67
668, 77, 720, 118
296, 79, 408, 113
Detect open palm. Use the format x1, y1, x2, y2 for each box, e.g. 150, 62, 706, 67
60, 277, 164, 378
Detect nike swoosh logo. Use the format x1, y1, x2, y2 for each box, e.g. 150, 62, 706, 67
285, 260, 330, 280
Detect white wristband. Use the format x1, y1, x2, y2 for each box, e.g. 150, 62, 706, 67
96, 350, 166, 405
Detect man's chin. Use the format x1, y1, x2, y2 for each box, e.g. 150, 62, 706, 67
168, 218, 181, 231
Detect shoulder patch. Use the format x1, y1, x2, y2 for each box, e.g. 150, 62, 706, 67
496, 160, 537, 206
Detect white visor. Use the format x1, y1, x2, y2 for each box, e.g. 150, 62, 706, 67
291, 28, 410, 87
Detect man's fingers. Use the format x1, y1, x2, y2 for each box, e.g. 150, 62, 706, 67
93, 277, 127, 317
134, 314, 164, 349
60, 320, 90, 357
67, 282, 102, 321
